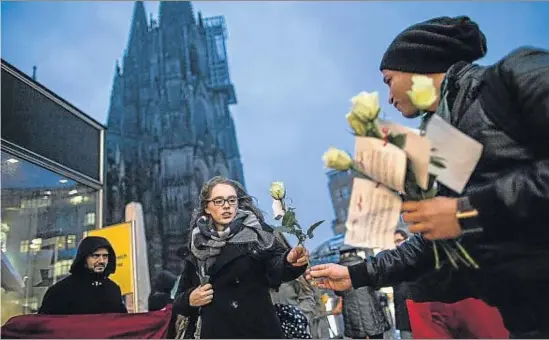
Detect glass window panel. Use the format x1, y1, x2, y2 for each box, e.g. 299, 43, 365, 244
1, 151, 98, 318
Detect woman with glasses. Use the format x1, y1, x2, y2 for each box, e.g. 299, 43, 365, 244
171, 176, 309, 339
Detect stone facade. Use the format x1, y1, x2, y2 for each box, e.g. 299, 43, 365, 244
105, 1, 245, 277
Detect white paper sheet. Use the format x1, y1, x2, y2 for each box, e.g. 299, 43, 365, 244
425, 115, 483, 194
354, 137, 407, 193
379, 122, 432, 190
344, 178, 403, 249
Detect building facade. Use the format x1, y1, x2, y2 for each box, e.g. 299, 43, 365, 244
106, 1, 245, 276
1, 60, 105, 321
326, 169, 353, 236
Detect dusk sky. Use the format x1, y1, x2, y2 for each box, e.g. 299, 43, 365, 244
2, 1, 548, 249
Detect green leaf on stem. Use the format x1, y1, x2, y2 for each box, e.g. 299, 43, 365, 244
306, 220, 325, 239
282, 210, 296, 228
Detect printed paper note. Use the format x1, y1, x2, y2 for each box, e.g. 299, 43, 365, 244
354, 137, 407, 192
379, 121, 432, 190
344, 178, 403, 250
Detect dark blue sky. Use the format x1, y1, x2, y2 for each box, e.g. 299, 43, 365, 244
2, 1, 548, 249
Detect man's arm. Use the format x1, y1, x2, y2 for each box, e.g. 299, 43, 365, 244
348, 235, 434, 289
37, 285, 61, 314
466, 47, 549, 238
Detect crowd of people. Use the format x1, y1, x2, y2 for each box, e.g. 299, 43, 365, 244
31, 13, 548, 339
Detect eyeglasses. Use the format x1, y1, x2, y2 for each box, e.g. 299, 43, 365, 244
207, 196, 239, 206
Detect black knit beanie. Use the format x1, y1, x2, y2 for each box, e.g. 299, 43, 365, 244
379, 16, 487, 74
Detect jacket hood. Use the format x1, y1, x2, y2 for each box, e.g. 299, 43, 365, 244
69, 236, 116, 276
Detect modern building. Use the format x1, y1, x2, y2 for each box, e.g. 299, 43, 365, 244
105, 1, 245, 276
1, 60, 105, 321
326, 169, 354, 235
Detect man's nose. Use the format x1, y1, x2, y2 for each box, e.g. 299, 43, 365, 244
388, 94, 394, 105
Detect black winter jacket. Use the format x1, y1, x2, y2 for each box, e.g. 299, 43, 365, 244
348, 47, 549, 335
171, 224, 306, 339
38, 236, 127, 315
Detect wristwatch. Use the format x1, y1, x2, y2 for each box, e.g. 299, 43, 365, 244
457, 197, 483, 234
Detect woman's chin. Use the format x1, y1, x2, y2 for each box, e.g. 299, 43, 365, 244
219, 216, 235, 225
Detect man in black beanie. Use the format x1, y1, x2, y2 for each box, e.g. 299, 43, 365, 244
308, 16, 549, 338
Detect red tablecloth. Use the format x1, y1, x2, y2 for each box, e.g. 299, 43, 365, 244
1, 305, 172, 339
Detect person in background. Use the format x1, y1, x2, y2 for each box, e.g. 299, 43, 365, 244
38, 236, 127, 315
392, 229, 415, 339
336, 248, 391, 339
148, 270, 178, 312
172, 176, 309, 339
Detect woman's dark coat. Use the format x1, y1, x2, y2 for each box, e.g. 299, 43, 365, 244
336, 253, 390, 338
172, 225, 306, 339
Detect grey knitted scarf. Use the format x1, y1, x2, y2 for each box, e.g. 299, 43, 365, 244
190, 209, 275, 276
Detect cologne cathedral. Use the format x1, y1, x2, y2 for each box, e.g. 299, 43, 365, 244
105, 1, 245, 276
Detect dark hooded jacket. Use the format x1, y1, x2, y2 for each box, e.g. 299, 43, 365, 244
348, 47, 549, 336
148, 270, 178, 312
38, 236, 127, 315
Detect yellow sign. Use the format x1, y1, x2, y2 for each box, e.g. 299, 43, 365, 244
86, 222, 135, 296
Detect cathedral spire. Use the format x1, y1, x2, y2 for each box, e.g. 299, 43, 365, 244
198, 11, 204, 27
159, 1, 195, 28
127, 1, 148, 55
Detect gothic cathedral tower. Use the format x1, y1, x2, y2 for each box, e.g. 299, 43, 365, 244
105, 1, 245, 277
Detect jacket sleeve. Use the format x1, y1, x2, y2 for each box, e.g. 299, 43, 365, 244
264, 237, 307, 286
172, 263, 200, 317
467, 47, 549, 238
347, 235, 434, 289
37, 284, 62, 314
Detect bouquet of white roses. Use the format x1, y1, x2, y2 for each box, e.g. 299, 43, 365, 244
322, 76, 478, 270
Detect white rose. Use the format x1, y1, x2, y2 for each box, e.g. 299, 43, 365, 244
322, 147, 353, 171
350, 91, 381, 121
269, 181, 286, 200
406, 75, 438, 110
346, 112, 367, 136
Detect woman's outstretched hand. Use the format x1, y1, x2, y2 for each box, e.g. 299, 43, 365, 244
306, 263, 352, 291
286, 245, 309, 267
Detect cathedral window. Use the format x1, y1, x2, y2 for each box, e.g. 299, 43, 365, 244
215, 35, 226, 61
190, 45, 199, 76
